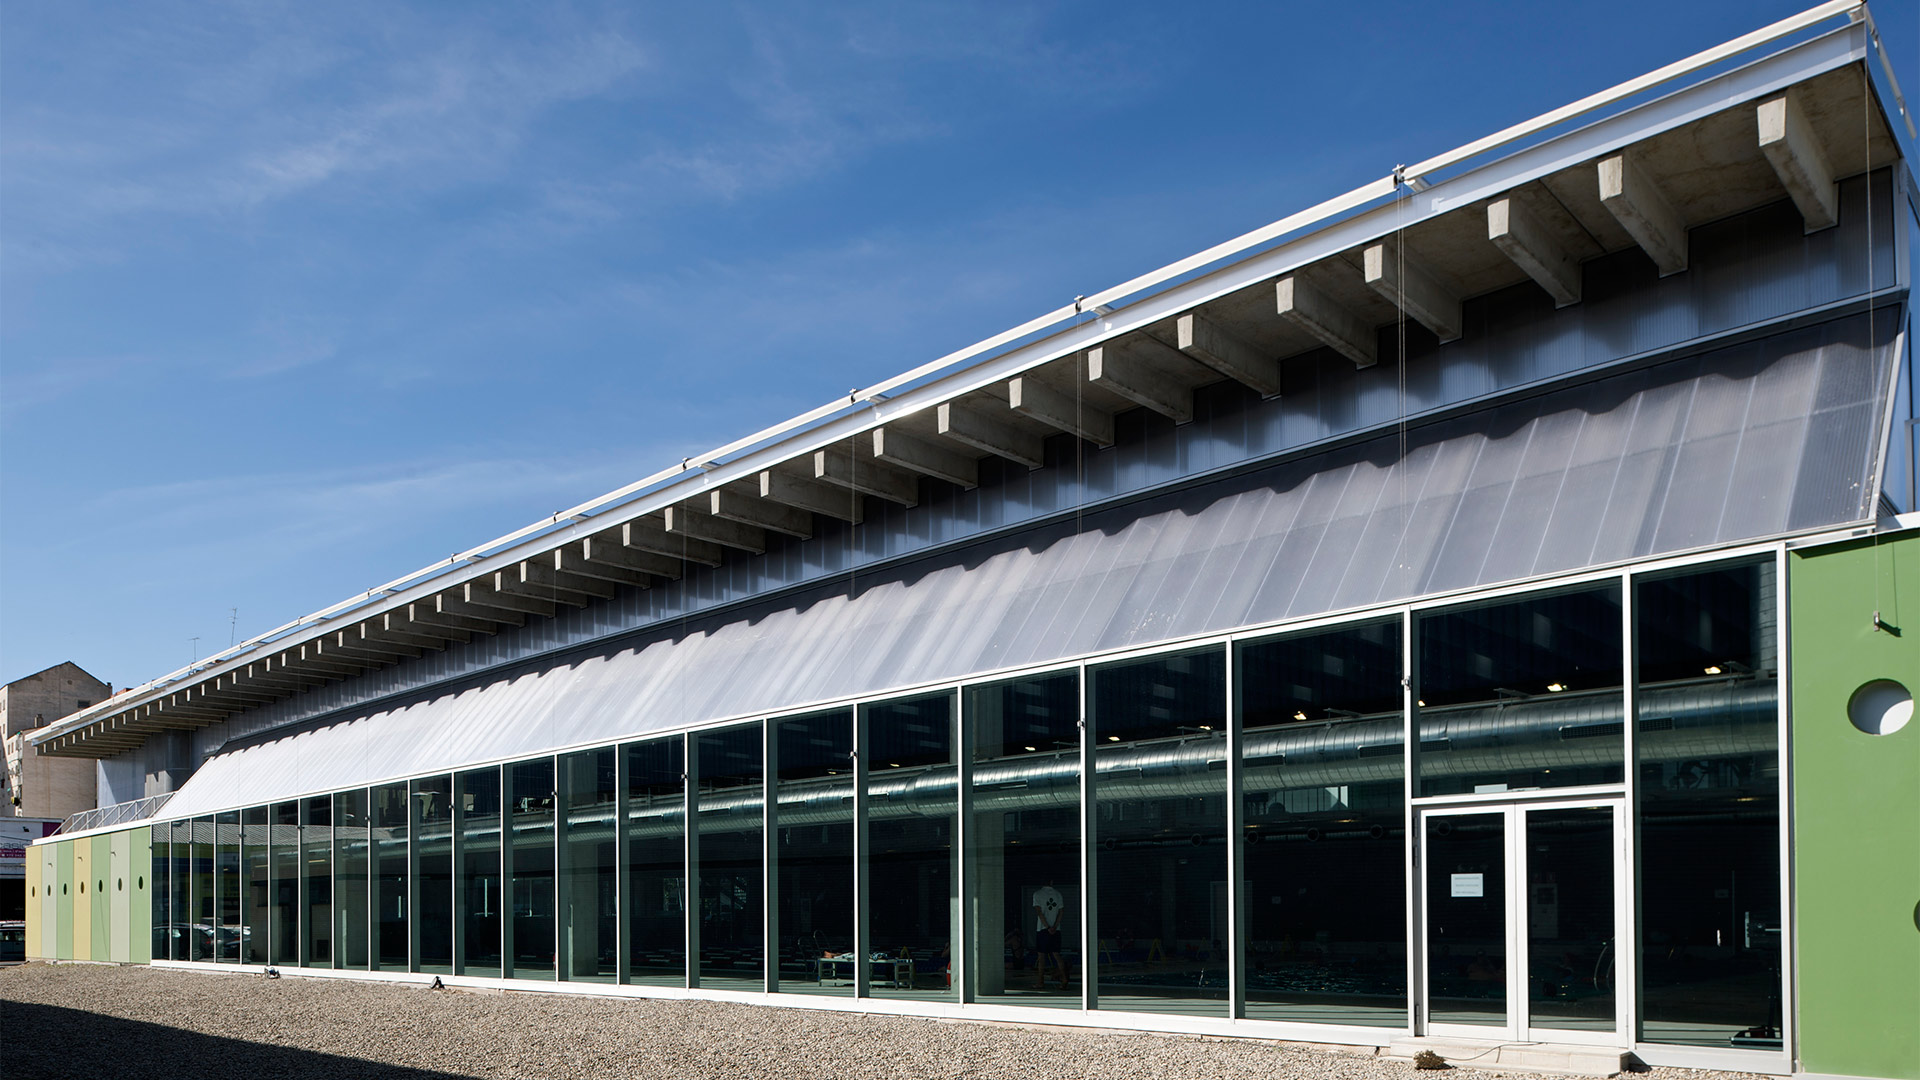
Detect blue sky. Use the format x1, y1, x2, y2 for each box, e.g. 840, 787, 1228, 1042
3, 1, 1913, 691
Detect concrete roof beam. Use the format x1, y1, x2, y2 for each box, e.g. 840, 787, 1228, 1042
1276, 273, 1378, 368
815, 445, 921, 506
760, 469, 865, 523
457, 581, 558, 620
1086, 342, 1195, 422
503, 560, 612, 605
1362, 239, 1464, 343
936, 402, 1045, 469
1757, 89, 1837, 232
1598, 152, 1687, 276
577, 534, 679, 580
666, 503, 769, 554
624, 517, 725, 567
1487, 196, 1583, 307
1007, 374, 1115, 447
873, 427, 980, 489
708, 486, 814, 538
1176, 312, 1282, 397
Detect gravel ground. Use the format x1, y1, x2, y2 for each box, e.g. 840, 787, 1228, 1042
0, 963, 1777, 1080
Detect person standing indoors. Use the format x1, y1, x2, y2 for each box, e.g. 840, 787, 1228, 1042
1032, 881, 1068, 992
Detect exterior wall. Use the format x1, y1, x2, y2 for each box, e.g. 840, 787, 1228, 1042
1789, 530, 1920, 1080
56, 841, 71, 959
72, 836, 91, 960
24, 851, 40, 957
38, 843, 55, 959
1, 663, 108, 820
23, 829, 154, 964
109, 830, 129, 962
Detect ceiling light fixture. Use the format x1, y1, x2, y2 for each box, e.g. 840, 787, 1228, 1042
1547, 682, 1567, 692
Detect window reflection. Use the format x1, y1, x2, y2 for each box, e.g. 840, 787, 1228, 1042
624, 739, 685, 986
694, 723, 763, 992
861, 693, 956, 1001
1238, 618, 1407, 1027
1090, 647, 1228, 1017
965, 671, 1080, 1009
560, 749, 618, 983
214, 810, 240, 963
372, 783, 409, 971
242, 806, 269, 964
508, 760, 556, 978
270, 801, 299, 966
1418, 585, 1624, 796
457, 767, 502, 976
412, 775, 453, 974
772, 709, 853, 997
334, 789, 369, 969
300, 796, 331, 967
1636, 560, 1780, 1048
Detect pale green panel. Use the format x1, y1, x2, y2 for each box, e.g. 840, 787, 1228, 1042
25, 852, 43, 960
1790, 530, 1920, 1080
57, 842, 74, 961
90, 835, 110, 961
131, 829, 153, 964
110, 831, 132, 963
73, 840, 91, 961
39, 846, 58, 960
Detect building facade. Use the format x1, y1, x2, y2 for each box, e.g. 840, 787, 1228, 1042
23, 6, 1920, 1079
1, 661, 106, 820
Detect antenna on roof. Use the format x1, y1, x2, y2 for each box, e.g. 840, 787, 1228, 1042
229, 608, 237, 648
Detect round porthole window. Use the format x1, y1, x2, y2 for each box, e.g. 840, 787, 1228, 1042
1848, 679, 1914, 736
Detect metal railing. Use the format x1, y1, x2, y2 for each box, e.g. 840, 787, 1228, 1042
56, 791, 175, 835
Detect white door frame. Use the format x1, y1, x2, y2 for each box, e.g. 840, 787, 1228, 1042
1418, 794, 1627, 1045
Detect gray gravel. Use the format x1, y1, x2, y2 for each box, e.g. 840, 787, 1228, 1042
0, 963, 1775, 1080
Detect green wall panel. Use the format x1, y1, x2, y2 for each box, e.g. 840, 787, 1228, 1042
1790, 530, 1920, 1080
91, 834, 110, 960
109, 831, 131, 963
132, 828, 152, 964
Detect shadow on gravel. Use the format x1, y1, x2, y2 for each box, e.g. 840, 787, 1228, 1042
1, 1001, 481, 1080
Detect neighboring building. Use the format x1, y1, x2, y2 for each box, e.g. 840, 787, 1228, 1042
20, 6, 1920, 1080
1, 662, 106, 820
1, 817, 61, 923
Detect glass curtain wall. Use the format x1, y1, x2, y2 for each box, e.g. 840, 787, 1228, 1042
624, 738, 685, 987
861, 692, 958, 1002
372, 782, 409, 971
693, 723, 763, 991
771, 708, 853, 996
412, 775, 453, 974
150, 824, 170, 962
1417, 584, 1625, 796
1237, 617, 1407, 1027
214, 810, 240, 962
243, 806, 269, 964
560, 749, 618, 983
457, 767, 503, 977
1089, 647, 1228, 1016
1635, 560, 1781, 1049
508, 759, 556, 979
964, 670, 1080, 1009
169, 819, 192, 961
270, 802, 299, 966
300, 795, 333, 967
334, 789, 369, 969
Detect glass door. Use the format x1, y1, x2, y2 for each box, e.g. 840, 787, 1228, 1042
1421, 798, 1623, 1044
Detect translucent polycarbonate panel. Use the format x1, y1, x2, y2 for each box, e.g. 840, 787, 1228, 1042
242, 805, 269, 964
1635, 560, 1782, 1048
770, 709, 853, 997
559, 748, 617, 983
965, 670, 1081, 1009
861, 692, 958, 1002
270, 802, 298, 966
457, 766, 502, 977
1090, 646, 1228, 1017
1237, 619, 1406, 1026
1418, 583, 1624, 797
411, 775, 453, 974
300, 796, 331, 966
372, 782, 409, 971
623, 739, 685, 987
333, 789, 369, 969
507, 759, 556, 979
694, 723, 763, 992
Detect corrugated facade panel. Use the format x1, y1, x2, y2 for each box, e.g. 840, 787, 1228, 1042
157, 308, 1900, 818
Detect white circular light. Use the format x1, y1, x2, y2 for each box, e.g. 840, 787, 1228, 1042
1847, 679, 1914, 736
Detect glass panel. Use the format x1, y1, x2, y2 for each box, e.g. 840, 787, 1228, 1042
1425, 811, 1507, 1027
214, 810, 240, 962
694, 723, 763, 992
1090, 647, 1228, 1017
372, 782, 409, 971
270, 802, 299, 966
150, 824, 170, 962
1636, 560, 1782, 1048
458, 767, 503, 976
772, 708, 854, 997
508, 759, 556, 978
243, 806, 269, 964
862, 692, 958, 1002
412, 775, 453, 974
965, 670, 1080, 1009
169, 820, 192, 961
560, 749, 618, 983
1238, 618, 1407, 1027
301, 795, 332, 967
1526, 807, 1616, 1033
334, 789, 369, 969
1418, 583, 1624, 797
624, 739, 685, 987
